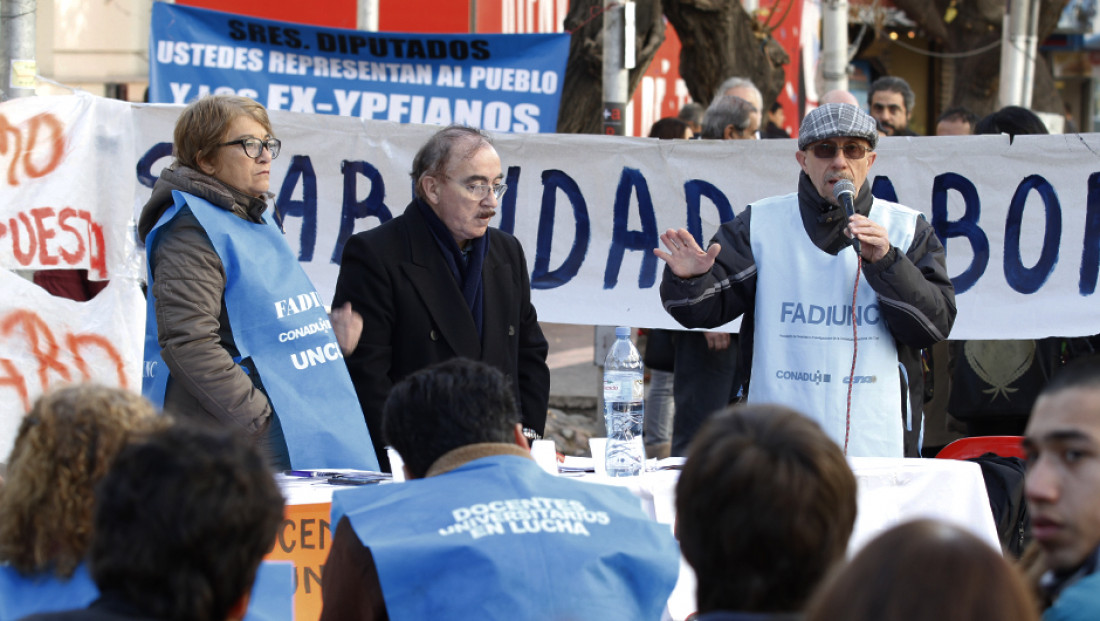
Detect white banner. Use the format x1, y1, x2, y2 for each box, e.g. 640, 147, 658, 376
138, 103, 1100, 341
4, 94, 1100, 455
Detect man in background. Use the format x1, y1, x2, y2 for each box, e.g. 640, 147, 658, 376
936, 106, 977, 136
868, 76, 918, 136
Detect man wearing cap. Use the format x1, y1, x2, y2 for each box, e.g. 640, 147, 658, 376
655, 103, 955, 457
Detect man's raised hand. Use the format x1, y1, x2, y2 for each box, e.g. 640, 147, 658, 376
653, 228, 721, 279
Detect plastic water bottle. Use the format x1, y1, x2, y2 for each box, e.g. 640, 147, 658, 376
603, 326, 645, 477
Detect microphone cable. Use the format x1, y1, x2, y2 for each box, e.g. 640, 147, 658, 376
844, 253, 861, 456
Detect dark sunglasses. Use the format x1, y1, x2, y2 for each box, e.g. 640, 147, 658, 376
807, 142, 871, 160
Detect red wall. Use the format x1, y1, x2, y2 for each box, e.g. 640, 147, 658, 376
176, 0, 358, 28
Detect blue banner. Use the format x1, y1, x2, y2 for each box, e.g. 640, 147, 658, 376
149, 3, 569, 133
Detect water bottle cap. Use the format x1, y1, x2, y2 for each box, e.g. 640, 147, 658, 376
615, 326, 631, 338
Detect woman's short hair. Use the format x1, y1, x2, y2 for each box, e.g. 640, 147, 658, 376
0, 384, 162, 578
805, 519, 1039, 621
173, 95, 273, 171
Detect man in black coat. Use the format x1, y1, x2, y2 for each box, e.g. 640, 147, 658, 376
333, 126, 550, 470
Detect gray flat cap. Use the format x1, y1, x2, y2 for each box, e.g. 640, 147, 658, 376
798, 103, 878, 151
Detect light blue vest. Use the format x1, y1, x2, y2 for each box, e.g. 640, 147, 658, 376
0, 561, 291, 621
332, 455, 680, 621
0, 564, 96, 621
749, 193, 918, 457
143, 191, 377, 470
1045, 570, 1100, 621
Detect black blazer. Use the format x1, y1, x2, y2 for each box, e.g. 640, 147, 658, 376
333, 201, 550, 469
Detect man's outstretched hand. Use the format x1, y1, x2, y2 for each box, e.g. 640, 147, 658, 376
653, 228, 721, 279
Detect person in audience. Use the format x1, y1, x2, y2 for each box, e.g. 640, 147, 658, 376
1023, 356, 1100, 619
868, 76, 919, 136
819, 89, 860, 106
21, 423, 285, 621
678, 102, 705, 136
763, 101, 791, 139
804, 519, 1039, 621
0, 385, 161, 620
936, 106, 977, 136
649, 116, 693, 140
975, 105, 1049, 138
677, 403, 856, 619
321, 358, 680, 620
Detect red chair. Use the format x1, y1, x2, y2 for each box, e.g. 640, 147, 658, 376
935, 435, 1026, 460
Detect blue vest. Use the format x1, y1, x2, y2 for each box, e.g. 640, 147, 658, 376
1045, 571, 1100, 621
749, 193, 918, 457
0, 564, 96, 621
332, 455, 680, 620
143, 191, 377, 470
0, 561, 291, 621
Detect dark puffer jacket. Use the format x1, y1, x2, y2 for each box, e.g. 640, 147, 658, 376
137, 165, 273, 435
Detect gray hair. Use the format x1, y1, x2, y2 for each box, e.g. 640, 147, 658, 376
715, 76, 762, 110
868, 76, 915, 115
701, 95, 757, 140
410, 125, 493, 200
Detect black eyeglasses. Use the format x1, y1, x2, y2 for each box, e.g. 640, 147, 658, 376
807, 142, 871, 160
218, 137, 281, 159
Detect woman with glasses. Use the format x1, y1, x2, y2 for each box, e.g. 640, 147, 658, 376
136, 95, 377, 471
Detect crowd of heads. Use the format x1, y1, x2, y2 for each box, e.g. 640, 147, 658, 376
0, 385, 283, 621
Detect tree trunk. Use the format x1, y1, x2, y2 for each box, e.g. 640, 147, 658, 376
557, 0, 790, 134
557, 0, 666, 134
892, 0, 1070, 118
663, 0, 788, 109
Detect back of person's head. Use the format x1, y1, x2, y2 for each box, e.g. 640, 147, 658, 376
868, 76, 915, 114
675, 404, 857, 613
383, 358, 519, 478
974, 106, 1048, 138
937, 106, 977, 128
648, 117, 692, 140
409, 125, 493, 201
0, 384, 160, 578
1040, 354, 1100, 398
173, 94, 273, 171
677, 102, 704, 127
89, 423, 284, 621
715, 76, 763, 110
701, 95, 757, 140
805, 519, 1039, 621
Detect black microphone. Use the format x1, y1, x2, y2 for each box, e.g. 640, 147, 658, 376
832, 179, 861, 256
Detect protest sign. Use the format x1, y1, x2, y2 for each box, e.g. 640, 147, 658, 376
149, 2, 570, 133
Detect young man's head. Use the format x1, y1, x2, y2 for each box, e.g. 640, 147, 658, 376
1024, 356, 1100, 573
89, 423, 284, 621
383, 358, 522, 479
868, 76, 915, 135
676, 404, 857, 613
